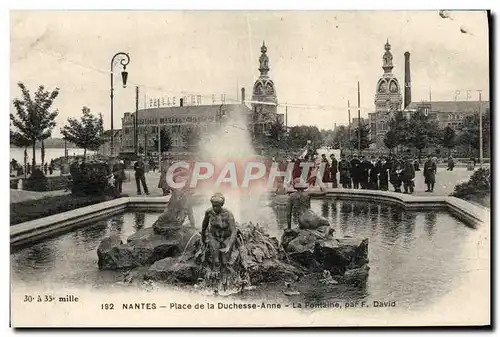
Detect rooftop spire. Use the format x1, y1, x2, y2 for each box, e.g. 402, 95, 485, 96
259, 41, 269, 77
382, 39, 394, 74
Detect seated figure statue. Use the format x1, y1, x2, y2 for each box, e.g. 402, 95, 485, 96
201, 193, 237, 271
287, 178, 330, 230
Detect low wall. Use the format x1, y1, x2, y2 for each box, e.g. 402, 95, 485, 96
10, 191, 490, 250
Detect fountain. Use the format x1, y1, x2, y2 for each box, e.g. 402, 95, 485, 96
96, 106, 370, 292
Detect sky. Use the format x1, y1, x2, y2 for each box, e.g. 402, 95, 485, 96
10, 10, 490, 137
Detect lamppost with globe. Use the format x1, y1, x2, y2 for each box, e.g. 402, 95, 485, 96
110, 52, 130, 157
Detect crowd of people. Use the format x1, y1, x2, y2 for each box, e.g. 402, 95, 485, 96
288, 152, 440, 194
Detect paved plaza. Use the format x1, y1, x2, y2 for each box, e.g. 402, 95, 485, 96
120, 166, 480, 197
9, 166, 486, 205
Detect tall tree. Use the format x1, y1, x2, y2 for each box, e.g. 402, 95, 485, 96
154, 128, 173, 153
266, 119, 287, 149
350, 123, 372, 151
287, 125, 323, 150
383, 129, 398, 154
387, 110, 409, 149
60, 107, 105, 157
457, 112, 490, 157
320, 128, 335, 147
331, 126, 350, 149
11, 82, 60, 167
182, 126, 202, 151
441, 126, 456, 157
405, 111, 440, 160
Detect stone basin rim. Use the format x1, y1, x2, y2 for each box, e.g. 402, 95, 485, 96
10, 191, 489, 249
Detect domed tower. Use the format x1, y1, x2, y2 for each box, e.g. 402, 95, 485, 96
373, 39, 403, 148
251, 41, 278, 124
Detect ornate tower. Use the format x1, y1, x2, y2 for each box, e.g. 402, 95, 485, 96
251, 41, 278, 122
373, 39, 403, 148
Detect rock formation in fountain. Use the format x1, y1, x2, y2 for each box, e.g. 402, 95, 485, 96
97, 190, 369, 290
97, 188, 200, 270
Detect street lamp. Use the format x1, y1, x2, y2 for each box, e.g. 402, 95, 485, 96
110, 52, 130, 157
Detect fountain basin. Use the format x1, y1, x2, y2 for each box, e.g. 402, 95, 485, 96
10, 190, 488, 250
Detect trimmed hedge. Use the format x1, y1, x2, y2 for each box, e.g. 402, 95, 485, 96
451, 168, 491, 206
10, 194, 118, 225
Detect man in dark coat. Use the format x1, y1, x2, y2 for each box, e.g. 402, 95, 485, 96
369, 156, 380, 190
390, 157, 403, 193
423, 155, 437, 192
338, 154, 352, 188
378, 157, 390, 191
359, 155, 372, 189
350, 154, 361, 189
402, 156, 416, 194
134, 156, 149, 195
329, 154, 338, 188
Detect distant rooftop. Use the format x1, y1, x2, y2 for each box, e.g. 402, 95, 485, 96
407, 100, 490, 113
124, 103, 253, 118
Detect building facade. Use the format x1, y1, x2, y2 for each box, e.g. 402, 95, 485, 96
368, 40, 403, 149
406, 100, 490, 130
115, 42, 282, 155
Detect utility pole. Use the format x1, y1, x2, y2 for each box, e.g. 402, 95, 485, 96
479, 91, 483, 168
357, 81, 361, 153
348, 100, 351, 152
135, 86, 139, 155
285, 103, 288, 128
157, 98, 162, 170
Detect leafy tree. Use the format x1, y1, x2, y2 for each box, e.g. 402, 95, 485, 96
154, 128, 173, 153
387, 110, 409, 147
457, 112, 490, 157
266, 119, 287, 149
405, 111, 440, 160
383, 129, 398, 153
320, 128, 335, 147
331, 125, 350, 149
350, 123, 372, 151
182, 126, 202, 151
61, 107, 105, 158
11, 82, 60, 167
287, 125, 322, 149
441, 126, 456, 157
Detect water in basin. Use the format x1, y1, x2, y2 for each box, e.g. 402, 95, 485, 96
10, 199, 476, 310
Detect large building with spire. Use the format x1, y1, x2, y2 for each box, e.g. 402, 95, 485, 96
110, 42, 282, 156
368, 40, 403, 149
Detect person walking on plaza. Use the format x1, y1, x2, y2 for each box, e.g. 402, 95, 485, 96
424, 155, 437, 192
378, 157, 389, 191
350, 154, 361, 189
112, 159, 126, 194
447, 156, 455, 171
402, 156, 416, 194
369, 155, 380, 190
390, 158, 403, 193
49, 159, 54, 175
329, 154, 338, 188
320, 154, 331, 188
134, 156, 149, 195
359, 155, 371, 189
338, 154, 352, 188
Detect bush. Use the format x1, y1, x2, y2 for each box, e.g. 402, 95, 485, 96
23, 168, 48, 192
70, 160, 116, 197
10, 194, 116, 225
451, 168, 491, 201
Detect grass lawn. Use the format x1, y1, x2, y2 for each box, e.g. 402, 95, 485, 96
10, 194, 118, 225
